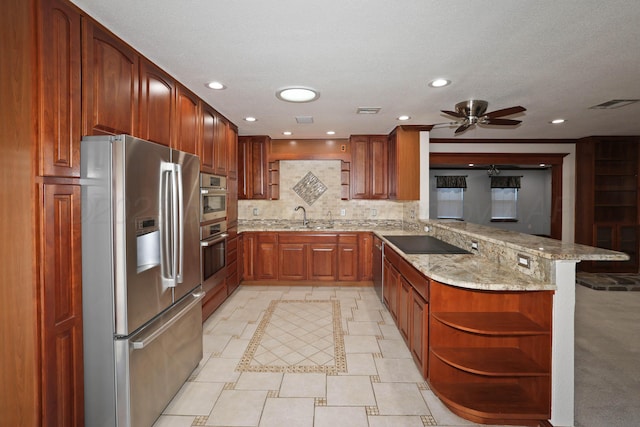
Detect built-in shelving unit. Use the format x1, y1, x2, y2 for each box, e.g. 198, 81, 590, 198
428, 281, 553, 426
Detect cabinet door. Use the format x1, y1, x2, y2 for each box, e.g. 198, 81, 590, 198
350, 136, 370, 199
227, 126, 238, 180
369, 135, 388, 199
243, 233, 255, 280
279, 243, 307, 280
175, 84, 200, 155
398, 277, 411, 342
310, 244, 338, 281
358, 233, 373, 281
214, 118, 228, 176
227, 177, 238, 228
138, 58, 173, 146
250, 137, 268, 199
40, 184, 83, 426
82, 19, 138, 136
199, 102, 216, 172
238, 137, 249, 199
410, 291, 428, 377
256, 234, 278, 280
39, 0, 81, 177
383, 258, 399, 321
338, 243, 358, 281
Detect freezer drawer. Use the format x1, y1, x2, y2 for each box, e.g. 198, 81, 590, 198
114, 291, 204, 427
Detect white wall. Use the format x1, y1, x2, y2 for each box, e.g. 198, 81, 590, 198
428, 168, 552, 235
426, 139, 576, 242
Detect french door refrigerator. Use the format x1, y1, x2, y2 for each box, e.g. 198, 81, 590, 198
81, 135, 204, 427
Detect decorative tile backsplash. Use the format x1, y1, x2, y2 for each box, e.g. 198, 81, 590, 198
292, 171, 327, 205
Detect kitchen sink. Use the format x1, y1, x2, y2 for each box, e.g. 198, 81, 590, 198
383, 235, 470, 254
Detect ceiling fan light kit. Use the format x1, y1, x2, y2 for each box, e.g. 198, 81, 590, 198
441, 100, 526, 135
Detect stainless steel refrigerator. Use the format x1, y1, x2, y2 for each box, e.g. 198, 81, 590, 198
81, 135, 204, 427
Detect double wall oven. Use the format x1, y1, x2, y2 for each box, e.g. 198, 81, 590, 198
200, 173, 228, 297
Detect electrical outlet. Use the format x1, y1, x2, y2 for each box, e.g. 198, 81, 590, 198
371, 208, 377, 217
253, 208, 259, 216
340, 208, 346, 216
517, 254, 531, 268
471, 241, 479, 250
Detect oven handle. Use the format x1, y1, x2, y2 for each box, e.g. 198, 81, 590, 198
201, 188, 226, 194
200, 232, 228, 247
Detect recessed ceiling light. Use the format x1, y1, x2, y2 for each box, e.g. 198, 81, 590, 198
397, 115, 411, 121
550, 119, 566, 124
326, 131, 336, 135
205, 81, 226, 90
276, 87, 320, 103
540, 163, 547, 167
428, 78, 451, 88
468, 163, 475, 167
283, 131, 292, 136
244, 116, 257, 122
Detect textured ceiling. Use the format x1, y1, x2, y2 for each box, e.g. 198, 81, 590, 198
70, 0, 640, 140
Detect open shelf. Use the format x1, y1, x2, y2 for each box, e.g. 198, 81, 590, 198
432, 312, 548, 336
430, 381, 549, 423
431, 347, 549, 377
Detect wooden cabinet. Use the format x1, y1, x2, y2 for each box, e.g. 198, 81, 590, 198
82, 19, 138, 136
174, 84, 200, 155
429, 280, 552, 425
410, 290, 429, 376
256, 233, 278, 280
226, 227, 239, 296
242, 233, 256, 281
279, 240, 307, 280
337, 234, 358, 281
199, 102, 216, 172
576, 136, 640, 272
40, 183, 84, 426
350, 135, 388, 199
398, 277, 412, 342
310, 243, 338, 280
138, 58, 174, 147
383, 257, 399, 321
214, 118, 228, 176
358, 232, 373, 281
278, 233, 338, 281
388, 127, 420, 200
227, 125, 238, 180
38, 0, 82, 177
238, 136, 270, 199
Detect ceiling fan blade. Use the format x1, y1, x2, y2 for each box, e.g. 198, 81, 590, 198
441, 109, 466, 118
483, 118, 522, 126
454, 123, 472, 134
484, 106, 526, 118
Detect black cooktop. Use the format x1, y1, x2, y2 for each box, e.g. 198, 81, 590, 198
383, 235, 470, 255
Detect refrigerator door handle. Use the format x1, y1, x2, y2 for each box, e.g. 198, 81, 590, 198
130, 291, 205, 350
175, 163, 184, 284
160, 162, 176, 287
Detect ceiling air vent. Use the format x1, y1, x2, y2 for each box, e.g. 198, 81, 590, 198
589, 99, 639, 109
356, 107, 381, 114
295, 116, 314, 124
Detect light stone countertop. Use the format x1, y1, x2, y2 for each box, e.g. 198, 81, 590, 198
237, 219, 627, 292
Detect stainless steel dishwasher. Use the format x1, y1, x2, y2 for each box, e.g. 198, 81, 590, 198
372, 235, 384, 301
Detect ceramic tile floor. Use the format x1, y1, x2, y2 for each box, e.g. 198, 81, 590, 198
154, 285, 524, 427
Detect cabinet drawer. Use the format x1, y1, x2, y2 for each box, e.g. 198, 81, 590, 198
227, 236, 238, 253
279, 233, 337, 244
338, 233, 358, 244
399, 258, 429, 301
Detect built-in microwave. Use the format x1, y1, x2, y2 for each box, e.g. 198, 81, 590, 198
200, 173, 227, 222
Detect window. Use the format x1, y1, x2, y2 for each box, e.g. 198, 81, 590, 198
437, 187, 464, 219
491, 187, 518, 220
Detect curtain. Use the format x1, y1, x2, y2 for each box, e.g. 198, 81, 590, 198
436, 175, 467, 188
490, 176, 522, 188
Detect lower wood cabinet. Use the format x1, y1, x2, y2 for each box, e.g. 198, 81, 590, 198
241, 232, 371, 283
429, 280, 552, 425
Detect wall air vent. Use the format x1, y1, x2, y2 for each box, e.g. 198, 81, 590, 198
356, 107, 381, 114
295, 116, 314, 124
589, 99, 639, 109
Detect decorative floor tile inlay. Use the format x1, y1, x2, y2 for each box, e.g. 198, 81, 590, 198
236, 300, 346, 374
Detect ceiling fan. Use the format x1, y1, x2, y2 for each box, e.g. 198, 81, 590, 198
439, 100, 526, 134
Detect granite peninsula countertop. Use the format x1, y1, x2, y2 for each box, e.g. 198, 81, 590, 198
237, 219, 627, 292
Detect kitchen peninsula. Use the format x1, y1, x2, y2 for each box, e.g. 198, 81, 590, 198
238, 219, 627, 427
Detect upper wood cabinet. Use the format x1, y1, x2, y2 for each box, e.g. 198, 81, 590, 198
82, 19, 138, 136
199, 101, 216, 172
38, 0, 82, 177
214, 117, 228, 176
138, 58, 174, 146
227, 125, 238, 180
388, 127, 420, 200
350, 135, 388, 199
238, 135, 269, 199
174, 84, 200, 155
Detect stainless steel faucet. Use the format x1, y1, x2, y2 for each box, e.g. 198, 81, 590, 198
294, 205, 309, 227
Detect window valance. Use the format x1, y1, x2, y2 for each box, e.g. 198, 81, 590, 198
490, 176, 522, 188
436, 175, 467, 188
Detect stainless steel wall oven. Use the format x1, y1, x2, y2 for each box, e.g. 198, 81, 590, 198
200, 173, 227, 222
200, 220, 228, 294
